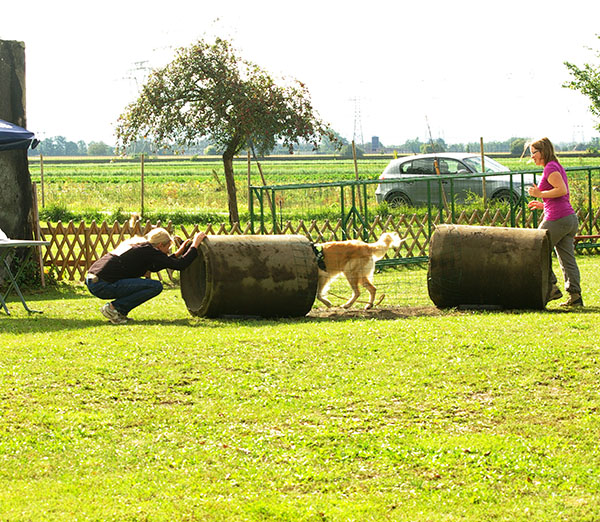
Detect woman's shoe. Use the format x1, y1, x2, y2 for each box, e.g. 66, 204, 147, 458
101, 303, 128, 324
547, 285, 563, 302
560, 293, 584, 307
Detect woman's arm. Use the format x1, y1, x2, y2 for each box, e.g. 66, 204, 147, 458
149, 232, 206, 272
173, 239, 191, 258
173, 232, 206, 258
527, 171, 567, 199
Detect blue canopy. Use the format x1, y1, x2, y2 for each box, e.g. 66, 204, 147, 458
0, 119, 39, 151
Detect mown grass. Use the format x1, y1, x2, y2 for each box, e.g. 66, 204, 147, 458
1, 257, 599, 520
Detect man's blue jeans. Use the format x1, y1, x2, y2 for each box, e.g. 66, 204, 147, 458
86, 277, 163, 316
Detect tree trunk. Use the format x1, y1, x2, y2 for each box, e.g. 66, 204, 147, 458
0, 39, 34, 241
222, 151, 240, 225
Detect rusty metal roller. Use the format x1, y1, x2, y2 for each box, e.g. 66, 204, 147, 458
180, 235, 318, 317
428, 225, 552, 309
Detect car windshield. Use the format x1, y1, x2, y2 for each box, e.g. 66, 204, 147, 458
463, 156, 509, 173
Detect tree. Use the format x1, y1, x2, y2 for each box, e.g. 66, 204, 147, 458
87, 141, 113, 156
564, 36, 600, 132
510, 138, 528, 156
319, 130, 346, 153
115, 37, 335, 223
420, 138, 446, 154
65, 140, 79, 156
400, 138, 424, 154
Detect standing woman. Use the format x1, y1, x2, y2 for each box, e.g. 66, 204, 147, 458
527, 137, 583, 307
85, 228, 206, 323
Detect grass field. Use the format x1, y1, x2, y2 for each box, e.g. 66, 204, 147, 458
28, 155, 600, 225
1, 256, 599, 520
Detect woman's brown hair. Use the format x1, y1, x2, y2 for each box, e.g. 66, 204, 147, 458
531, 137, 559, 165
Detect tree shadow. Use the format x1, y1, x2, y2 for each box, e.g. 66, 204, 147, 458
0, 315, 224, 334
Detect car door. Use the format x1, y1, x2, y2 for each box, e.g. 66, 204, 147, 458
437, 158, 483, 203
399, 158, 441, 205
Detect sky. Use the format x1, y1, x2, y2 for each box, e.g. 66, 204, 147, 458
2, 0, 600, 148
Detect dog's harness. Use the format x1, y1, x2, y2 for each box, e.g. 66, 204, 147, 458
311, 243, 327, 271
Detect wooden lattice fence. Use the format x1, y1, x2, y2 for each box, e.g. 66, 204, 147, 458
38, 207, 600, 282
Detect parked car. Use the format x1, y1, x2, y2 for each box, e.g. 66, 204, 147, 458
375, 153, 530, 206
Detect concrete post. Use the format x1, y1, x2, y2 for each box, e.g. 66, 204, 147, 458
0, 39, 34, 241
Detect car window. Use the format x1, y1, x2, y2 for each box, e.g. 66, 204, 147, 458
382, 161, 401, 175
463, 156, 509, 173
439, 159, 470, 174
400, 158, 436, 175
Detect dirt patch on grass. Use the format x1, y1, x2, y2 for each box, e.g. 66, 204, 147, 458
307, 305, 446, 320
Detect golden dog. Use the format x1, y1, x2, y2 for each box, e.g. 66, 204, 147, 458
316, 232, 404, 310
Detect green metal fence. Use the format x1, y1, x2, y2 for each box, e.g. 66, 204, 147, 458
249, 166, 600, 263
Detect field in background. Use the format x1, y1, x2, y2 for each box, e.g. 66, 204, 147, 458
27, 155, 600, 223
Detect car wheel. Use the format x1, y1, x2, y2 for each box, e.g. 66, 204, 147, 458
385, 192, 412, 207
490, 190, 518, 204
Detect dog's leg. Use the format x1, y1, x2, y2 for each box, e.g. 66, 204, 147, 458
316, 271, 333, 308
362, 279, 377, 310
341, 275, 361, 309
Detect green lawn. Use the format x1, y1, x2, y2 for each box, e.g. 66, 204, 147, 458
1, 257, 599, 521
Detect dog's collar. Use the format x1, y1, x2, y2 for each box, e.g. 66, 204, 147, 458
311, 243, 327, 271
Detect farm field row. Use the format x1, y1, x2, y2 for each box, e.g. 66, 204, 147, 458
28, 155, 600, 184
28, 156, 600, 225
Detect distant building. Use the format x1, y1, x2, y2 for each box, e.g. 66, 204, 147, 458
371, 136, 382, 153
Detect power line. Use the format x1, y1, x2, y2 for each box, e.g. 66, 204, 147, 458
351, 97, 364, 147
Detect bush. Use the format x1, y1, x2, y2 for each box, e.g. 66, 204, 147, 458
203, 144, 221, 156
338, 144, 364, 159
0, 252, 57, 291
39, 203, 76, 223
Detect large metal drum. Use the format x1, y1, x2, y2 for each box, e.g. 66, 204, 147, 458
427, 225, 552, 309
181, 235, 318, 317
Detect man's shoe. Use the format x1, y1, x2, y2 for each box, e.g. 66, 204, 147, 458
547, 285, 563, 302
560, 293, 584, 308
101, 303, 128, 324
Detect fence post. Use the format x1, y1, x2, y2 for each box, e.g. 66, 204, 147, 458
352, 140, 363, 213
480, 137, 487, 206
249, 186, 255, 234
40, 153, 45, 208
588, 168, 593, 235
140, 153, 145, 217
247, 149, 251, 214
340, 186, 346, 240
31, 182, 46, 287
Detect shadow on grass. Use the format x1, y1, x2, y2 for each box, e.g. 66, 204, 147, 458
545, 306, 600, 314
5, 285, 91, 302
0, 315, 226, 334
204, 306, 449, 324
9, 283, 183, 304
301, 304, 599, 322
